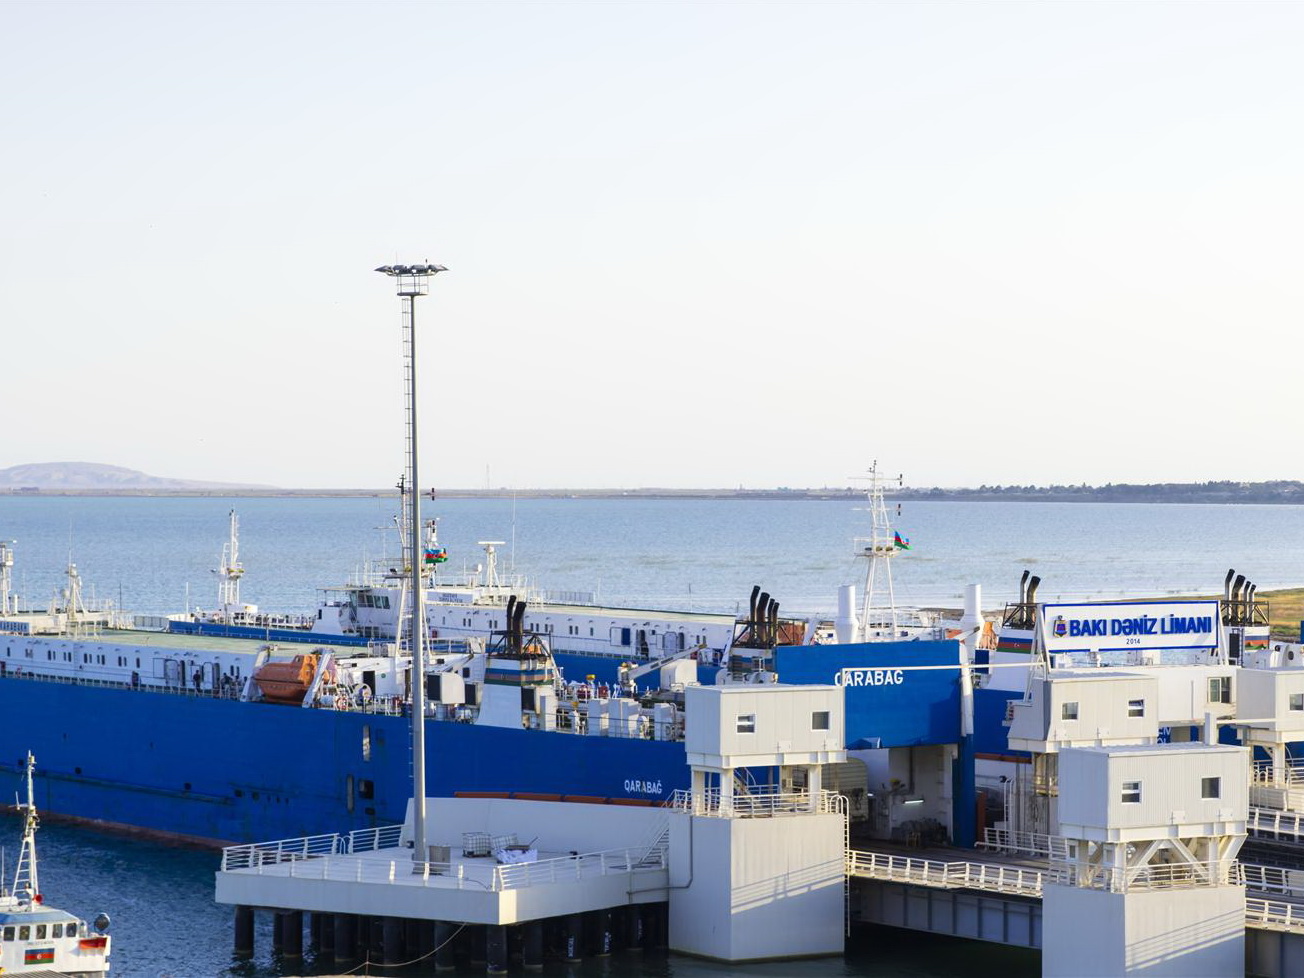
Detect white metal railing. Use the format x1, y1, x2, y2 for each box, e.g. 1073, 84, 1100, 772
1238, 862, 1304, 898
1246, 898, 1304, 933
1045, 859, 1236, 891
220, 832, 346, 871
1249, 807, 1304, 840
978, 827, 1070, 861
1252, 758, 1304, 788
665, 787, 842, 818
845, 850, 1044, 897
348, 824, 404, 854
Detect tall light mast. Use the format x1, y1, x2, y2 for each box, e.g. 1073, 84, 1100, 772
375, 261, 447, 865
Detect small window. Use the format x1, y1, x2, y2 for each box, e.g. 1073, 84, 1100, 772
2, 925, 12, 941
362, 725, 371, 762
35, 924, 46, 939
1121, 780, 1142, 804
1127, 699, 1145, 718
1202, 777, 1221, 799
811, 711, 830, 731
1208, 677, 1231, 704
1061, 702, 1079, 721
358, 778, 375, 800
18, 925, 29, 941
51, 923, 63, 938
1290, 693, 1304, 712
736, 714, 756, 734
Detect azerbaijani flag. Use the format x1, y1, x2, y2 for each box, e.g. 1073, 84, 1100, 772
25, 948, 55, 965
424, 548, 448, 565
894, 531, 911, 550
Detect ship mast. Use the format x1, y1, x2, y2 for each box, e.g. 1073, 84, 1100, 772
217, 509, 244, 617
853, 462, 905, 636
376, 262, 446, 866
12, 752, 39, 905
0, 541, 13, 617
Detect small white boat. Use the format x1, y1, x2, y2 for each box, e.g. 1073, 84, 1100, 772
0, 753, 111, 976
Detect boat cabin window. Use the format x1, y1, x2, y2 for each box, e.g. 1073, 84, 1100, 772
2, 926, 12, 940
362, 725, 371, 761
52, 923, 63, 938
35, 924, 45, 939
18, 925, 29, 940
736, 714, 756, 734
358, 779, 375, 800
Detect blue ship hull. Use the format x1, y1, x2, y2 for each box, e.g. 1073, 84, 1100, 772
4, 682, 687, 846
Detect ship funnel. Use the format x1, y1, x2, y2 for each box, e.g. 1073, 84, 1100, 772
1018, 569, 1030, 604
1026, 575, 1041, 606
835, 585, 859, 644
1224, 568, 1235, 602
768, 598, 780, 646
749, 585, 760, 626
513, 598, 527, 643
1245, 582, 1257, 625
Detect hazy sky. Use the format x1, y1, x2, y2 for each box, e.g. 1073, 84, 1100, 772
3, 1, 1300, 490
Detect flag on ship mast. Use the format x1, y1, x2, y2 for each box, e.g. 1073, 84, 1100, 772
893, 531, 911, 550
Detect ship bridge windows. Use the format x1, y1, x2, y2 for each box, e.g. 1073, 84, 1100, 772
2, 926, 11, 940
35, 924, 46, 939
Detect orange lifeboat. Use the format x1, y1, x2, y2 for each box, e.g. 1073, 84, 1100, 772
252, 653, 318, 705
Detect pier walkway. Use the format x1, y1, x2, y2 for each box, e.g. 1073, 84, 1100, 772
846, 830, 1304, 940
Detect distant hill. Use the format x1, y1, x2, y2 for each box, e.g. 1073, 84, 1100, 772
0, 462, 276, 491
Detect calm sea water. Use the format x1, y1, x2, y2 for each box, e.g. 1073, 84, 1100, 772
2, 494, 1301, 975
5, 495, 1304, 620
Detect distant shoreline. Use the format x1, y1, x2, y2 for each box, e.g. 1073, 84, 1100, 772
5, 484, 1304, 503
